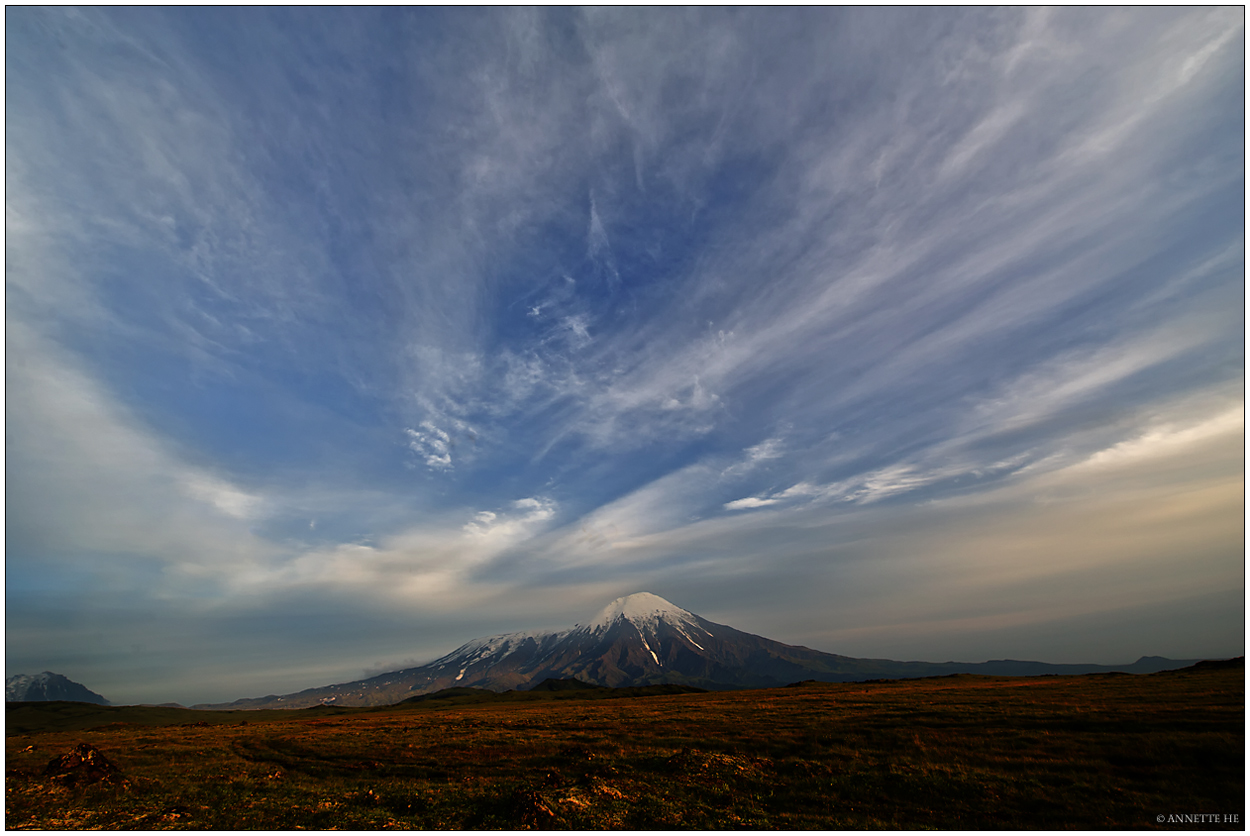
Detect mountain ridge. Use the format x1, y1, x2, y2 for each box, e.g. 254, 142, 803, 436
6, 671, 110, 705
193, 593, 1208, 709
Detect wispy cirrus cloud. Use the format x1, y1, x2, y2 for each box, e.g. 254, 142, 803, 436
6, 7, 1241, 703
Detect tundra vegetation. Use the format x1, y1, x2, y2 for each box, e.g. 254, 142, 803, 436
5, 662, 1242, 830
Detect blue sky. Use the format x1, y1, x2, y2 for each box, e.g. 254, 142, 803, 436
6, 7, 1244, 705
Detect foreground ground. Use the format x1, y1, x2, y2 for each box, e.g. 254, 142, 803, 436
5, 663, 1243, 829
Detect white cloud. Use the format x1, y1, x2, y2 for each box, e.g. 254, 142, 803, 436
724, 496, 780, 511
181, 474, 265, 520
938, 101, 1026, 181
720, 436, 786, 479
587, 193, 619, 286
744, 437, 784, 463
956, 322, 1219, 451
1058, 9, 1242, 166
221, 495, 562, 609
1064, 407, 1244, 475
776, 482, 820, 499
405, 422, 454, 471
561, 314, 592, 347
464, 497, 557, 542
514, 497, 554, 514
5, 320, 279, 580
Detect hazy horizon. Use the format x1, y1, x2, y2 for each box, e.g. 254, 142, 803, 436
7, 7, 1244, 706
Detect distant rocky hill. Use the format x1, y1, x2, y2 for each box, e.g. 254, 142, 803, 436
6, 672, 110, 705
195, 592, 1206, 710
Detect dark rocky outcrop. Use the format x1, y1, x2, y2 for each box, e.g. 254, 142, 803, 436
43, 743, 123, 786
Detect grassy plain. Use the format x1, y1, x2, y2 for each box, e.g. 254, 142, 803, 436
5, 664, 1243, 830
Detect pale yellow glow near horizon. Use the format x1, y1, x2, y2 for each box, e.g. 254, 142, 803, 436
808, 409, 1243, 653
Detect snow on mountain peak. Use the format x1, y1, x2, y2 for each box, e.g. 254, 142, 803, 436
5, 671, 110, 705
589, 592, 699, 632
431, 627, 571, 669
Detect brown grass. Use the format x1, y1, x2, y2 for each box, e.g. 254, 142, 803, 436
5, 666, 1243, 829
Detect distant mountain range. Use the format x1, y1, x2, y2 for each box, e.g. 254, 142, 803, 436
6, 672, 110, 705
194, 592, 1204, 710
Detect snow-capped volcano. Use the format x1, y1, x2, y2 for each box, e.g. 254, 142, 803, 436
196, 593, 1204, 710
411, 592, 710, 687
6, 672, 110, 705
407, 593, 708, 685
199, 591, 764, 707
585, 592, 710, 648
587, 592, 702, 633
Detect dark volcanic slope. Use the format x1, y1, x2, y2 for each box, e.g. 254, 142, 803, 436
194, 593, 1204, 709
